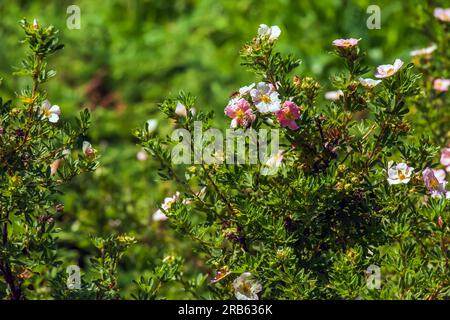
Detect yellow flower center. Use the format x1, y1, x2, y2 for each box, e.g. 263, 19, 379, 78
430, 177, 439, 189
235, 109, 245, 119
242, 282, 252, 295
398, 170, 406, 181
261, 95, 271, 103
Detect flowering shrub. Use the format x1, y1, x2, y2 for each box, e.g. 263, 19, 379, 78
0, 20, 138, 300
137, 17, 450, 299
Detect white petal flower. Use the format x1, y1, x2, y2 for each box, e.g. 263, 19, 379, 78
175, 102, 188, 117
136, 149, 148, 161
325, 90, 343, 101
375, 59, 404, 79
359, 78, 382, 88
233, 272, 262, 300
410, 44, 437, 57
387, 162, 413, 185
250, 82, 281, 113
146, 119, 158, 133
238, 83, 255, 96
260, 150, 283, 176
41, 100, 61, 123
257, 24, 281, 41
152, 209, 168, 222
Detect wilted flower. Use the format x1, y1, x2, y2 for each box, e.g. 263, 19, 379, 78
375, 59, 403, 78
232, 272, 262, 300
257, 24, 281, 41
332, 38, 360, 48
410, 44, 437, 57
275, 101, 300, 130
387, 162, 414, 185
422, 168, 449, 198
434, 8, 450, 22
41, 100, 61, 123
32, 19, 39, 29
175, 102, 188, 117
210, 266, 231, 284
224, 98, 256, 128
146, 119, 158, 133
82, 141, 97, 158
50, 159, 64, 176
441, 147, 450, 172
153, 192, 181, 221
325, 90, 343, 101
250, 82, 281, 113
433, 78, 450, 92
359, 78, 382, 88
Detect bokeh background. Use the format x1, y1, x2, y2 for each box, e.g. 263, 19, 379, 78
0, 0, 440, 298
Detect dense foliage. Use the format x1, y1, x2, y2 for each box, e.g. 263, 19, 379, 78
0, 0, 449, 300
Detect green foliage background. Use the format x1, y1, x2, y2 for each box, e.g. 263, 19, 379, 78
0, 0, 447, 298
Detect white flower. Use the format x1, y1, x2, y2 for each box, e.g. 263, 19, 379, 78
387, 161, 414, 185
257, 24, 281, 41
375, 59, 404, 78
136, 149, 148, 161
153, 192, 181, 221
238, 83, 255, 96
152, 210, 168, 222
41, 100, 61, 123
82, 141, 97, 158
410, 44, 437, 57
359, 78, 382, 88
250, 82, 281, 113
260, 150, 283, 175
175, 102, 188, 117
233, 272, 262, 300
325, 90, 344, 101
146, 119, 158, 133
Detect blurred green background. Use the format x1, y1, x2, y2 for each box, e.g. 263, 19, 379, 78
0, 0, 440, 298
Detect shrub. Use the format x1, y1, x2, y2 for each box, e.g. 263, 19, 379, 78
137, 19, 450, 299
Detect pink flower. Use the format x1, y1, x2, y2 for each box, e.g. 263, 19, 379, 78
275, 101, 300, 130
433, 78, 450, 92
375, 59, 403, 78
422, 168, 449, 198
441, 147, 450, 172
224, 98, 255, 128
332, 38, 360, 48
434, 8, 450, 22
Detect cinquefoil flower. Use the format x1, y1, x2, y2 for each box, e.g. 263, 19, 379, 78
257, 24, 281, 41
434, 8, 450, 22
441, 147, 450, 172
332, 38, 360, 48
359, 78, 382, 88
275, 101, 300, 130
153, 192, 181, 222
410, 44, 437, 57
224, 98, 256, 128
387, 162, 413, 185
422, 168, 449, 198
232, 272, 262, 300
375, 59, 403, 78
250, 82, 281, 113
41, 100, 61, 123
325, 90, 343, 101
433, 78, 450, 92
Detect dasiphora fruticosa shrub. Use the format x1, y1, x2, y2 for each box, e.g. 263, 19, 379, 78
137, 18, 450, 300
0, 20, 99, 299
